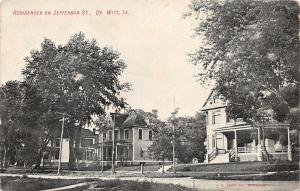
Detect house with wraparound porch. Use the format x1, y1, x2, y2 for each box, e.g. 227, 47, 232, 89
202, 92, 292, 163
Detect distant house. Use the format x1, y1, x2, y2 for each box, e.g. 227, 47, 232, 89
42, 109, 158, 167
42, 128, 98, 167
201, 91, 292, 163
97, 110, 156, 165
76, 129, 99, 163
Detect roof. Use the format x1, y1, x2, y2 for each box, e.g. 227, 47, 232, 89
201, 90, 227, 111
202, 90, 214, 108
122, 113, 147, 128
81, 128, 96, 137
113, 114, 129, 128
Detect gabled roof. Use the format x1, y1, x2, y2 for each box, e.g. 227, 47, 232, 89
122, 113, 147, 128
202, 90, 214, 108
201, 90, 226, 111
113, 114, 129, 128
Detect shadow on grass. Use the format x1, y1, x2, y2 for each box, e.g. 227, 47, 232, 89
63, 179, 196, 191
0, 176, 95, 191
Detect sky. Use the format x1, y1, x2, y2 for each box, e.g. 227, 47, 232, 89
0, 0, 211, 119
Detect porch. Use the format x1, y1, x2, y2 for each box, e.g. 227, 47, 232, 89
97, 141, 133, 162
206, 123, 292, 163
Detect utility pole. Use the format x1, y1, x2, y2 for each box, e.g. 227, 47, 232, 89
56, 112, 70, 175
172, 96, 176, 174
101, 130, 104, 173
110, 112, 117, 174
0, 90, 6, 170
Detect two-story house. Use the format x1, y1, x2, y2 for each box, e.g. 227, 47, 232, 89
97, 110, 156, 165
42, 128, 98, 167
202, 92, 292, 163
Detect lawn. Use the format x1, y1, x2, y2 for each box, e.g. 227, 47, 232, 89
63, 179, 196, 191
0, 176, 94, 191
0, 177, 195, 191
115, 164, 162, 171
173, 161, 299, 172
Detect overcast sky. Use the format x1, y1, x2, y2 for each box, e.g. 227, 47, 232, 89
0, 0, 211, 119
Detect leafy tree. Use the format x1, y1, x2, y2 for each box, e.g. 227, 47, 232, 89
0, 81, 25, 167
148, 111, 206, 166
0, 81, 59, 167
187, 0, 299, 160
93, 113, 111, 172
1, 32, 130, 168
147, 122, 173, 171
175, 115, 206, 163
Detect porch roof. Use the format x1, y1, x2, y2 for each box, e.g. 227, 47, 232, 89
214, 122, 290, 132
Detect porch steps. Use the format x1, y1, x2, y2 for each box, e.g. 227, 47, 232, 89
209, 154, 229, 164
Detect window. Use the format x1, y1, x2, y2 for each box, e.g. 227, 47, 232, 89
81, 138, 94, 147
206, 112, 209, 125
149, 130, 152, 140
85, 150, 94, 160
120, 129, 124, 140
226, 114, 230, 123
43, 153, 49, 159
103, 132, 106, 141
124, 129, 129, 140
55, 138, 61, 147
138, 129, 143, 140
109, 131, 112, 140
54, 150, 59, 159
212, 110, 221, 124
114, 130, 118, 140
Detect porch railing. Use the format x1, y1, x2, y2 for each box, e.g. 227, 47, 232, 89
237, 147, 257, 153
229, 148, 236, 161
208, 147, 218, 162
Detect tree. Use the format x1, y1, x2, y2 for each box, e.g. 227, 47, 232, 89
93, 114, 111, 172
148, 111, 206, 166
0, 81, 59, 167
175, 115, 206, 163
187, 0, 299, 160
147, 122, 173, 172
16, 32, 129, 168
0, 81, 24, 167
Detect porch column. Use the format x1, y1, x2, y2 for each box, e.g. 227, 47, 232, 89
256, 128, 263, 161
287, 127, 292, 161
214, 133, 217, 149
234, 130, 238, 161
132, 128, 135, 161
105, 147, 108, 161
116, 145, 118, 161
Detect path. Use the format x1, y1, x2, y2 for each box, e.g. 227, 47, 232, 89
41, 182, 92, 191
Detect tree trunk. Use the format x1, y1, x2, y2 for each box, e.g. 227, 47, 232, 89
261, 127, 270, 162
35, 149, 43, 169
68, 137, 76, 169
162, 159, 165, 173
69, 125, 81, 169
3, 144, 7, 168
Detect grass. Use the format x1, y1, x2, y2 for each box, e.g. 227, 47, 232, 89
0, 176, 94, 191
173, 161, 299, 172
115, 165, 162, 171
63, 179, 196, 191
0, 177, 196, 191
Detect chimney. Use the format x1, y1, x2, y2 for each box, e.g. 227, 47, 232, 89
152, 109, 158, 118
